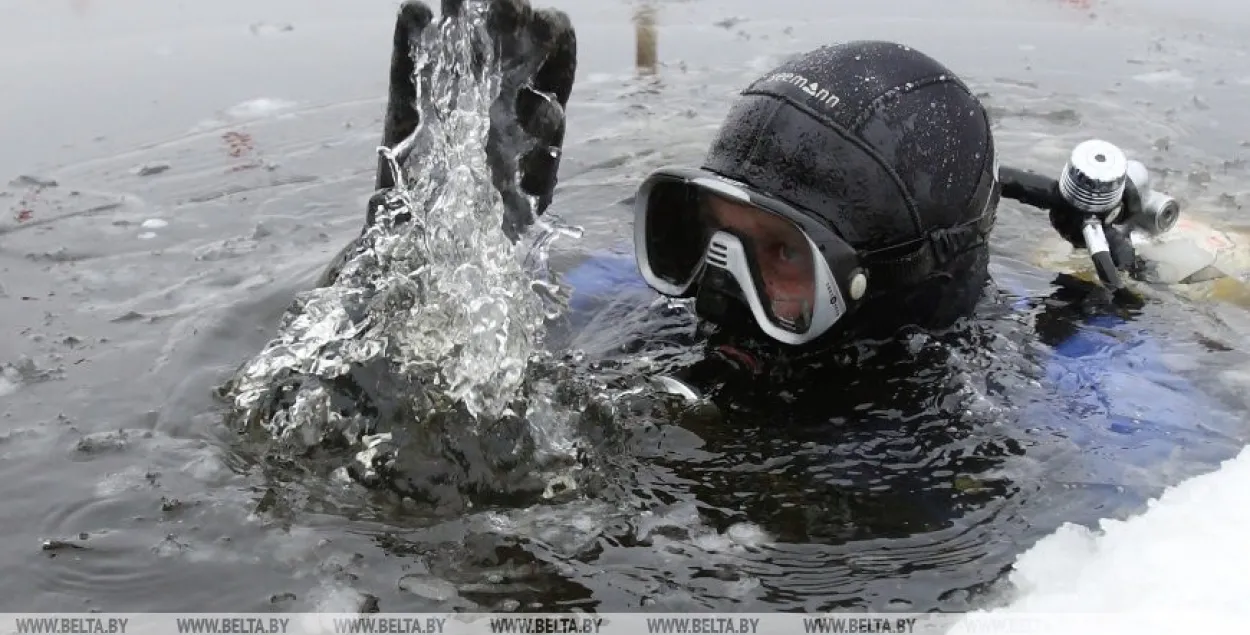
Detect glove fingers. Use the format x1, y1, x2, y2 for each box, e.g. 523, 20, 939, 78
378, 0, 577, 241
515, 88, 564, 141
514, 87, 566, 210
486, 0, 531, 36
510, 7, 575, 219
529, 8, 577, 107
440, 0, 465, 18
377, 0, 435, 190
518, 144, 562, 216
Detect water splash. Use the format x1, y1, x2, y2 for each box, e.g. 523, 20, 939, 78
217, 0, 591, 505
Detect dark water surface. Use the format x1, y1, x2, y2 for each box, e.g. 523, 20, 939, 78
3, 0, 1250, 614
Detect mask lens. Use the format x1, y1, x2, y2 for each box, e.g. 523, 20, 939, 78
637, 170, 843, 344
700, 194, 818, 333
641, 179, 713, 288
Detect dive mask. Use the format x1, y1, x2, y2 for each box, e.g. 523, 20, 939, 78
634, 167, 869, 346
634, 166, 997, 346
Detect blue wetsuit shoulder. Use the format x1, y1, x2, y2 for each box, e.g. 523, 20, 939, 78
563, 251, 649, 308
1007, 282, 1236, 476
560, 249, 654, 330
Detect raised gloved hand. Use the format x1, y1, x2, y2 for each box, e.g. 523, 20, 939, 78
377, 0, 576, 228
321, 0, 577, 286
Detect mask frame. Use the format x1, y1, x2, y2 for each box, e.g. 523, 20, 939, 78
633, 167, 869, 346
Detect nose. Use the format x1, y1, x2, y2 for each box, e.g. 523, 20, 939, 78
766, 275, 809, 321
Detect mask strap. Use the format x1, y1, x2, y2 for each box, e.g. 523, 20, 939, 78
859, 153, 999, 288
857, 211, 994, 288
861, 242, 935, 287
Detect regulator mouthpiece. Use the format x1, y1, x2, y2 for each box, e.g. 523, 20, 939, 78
1059, 140, 1128, 215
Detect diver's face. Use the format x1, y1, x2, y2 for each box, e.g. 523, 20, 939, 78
703, 195, 816, 322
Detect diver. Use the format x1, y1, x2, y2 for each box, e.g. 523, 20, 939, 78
555, 36, 1208, 414
290, 0, 1246, 525
330, 0, 1220, 406
546, 31, 1244, 536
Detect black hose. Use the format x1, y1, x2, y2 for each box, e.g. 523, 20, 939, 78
999, 166, 1066, 211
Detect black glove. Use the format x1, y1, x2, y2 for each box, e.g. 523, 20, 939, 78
372, 0, 576, 236
321, 0, 577, 286
1048, 208, 1142, 275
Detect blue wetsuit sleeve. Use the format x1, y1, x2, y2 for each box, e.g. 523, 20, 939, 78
1028, 298, 1234, 477
563, 251, 650, 311
558, 249, 658, 336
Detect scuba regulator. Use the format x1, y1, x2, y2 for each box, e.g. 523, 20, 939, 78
999, 140, 1183, 292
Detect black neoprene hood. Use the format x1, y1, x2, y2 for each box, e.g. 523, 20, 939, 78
701, 41, 998, 256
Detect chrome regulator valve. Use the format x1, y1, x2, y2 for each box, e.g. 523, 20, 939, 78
996, 138, 1186, 294
1059, 139, 1129, 217
1056, 140, 1131, 290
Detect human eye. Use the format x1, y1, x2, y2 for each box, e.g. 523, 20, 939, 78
771, 236, 810, 267
778, 242, 801, 263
